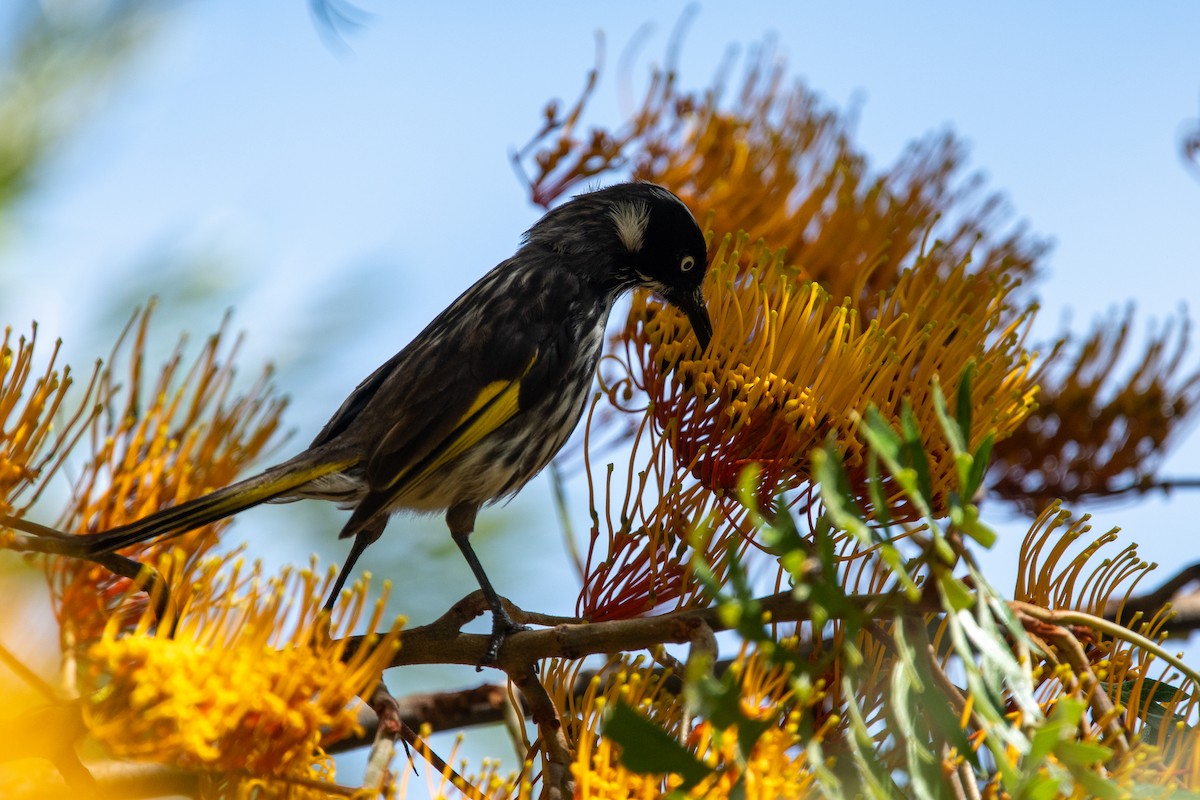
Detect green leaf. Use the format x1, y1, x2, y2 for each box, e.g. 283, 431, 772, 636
932, 378, 966, 456
605, 702, 712, 791
1129, 784, 1200, 799
866, 450, 894, 529
860, 405, 904, 468
1069, 764, 1125, 799
1118, 679, 1195, 741
761, 497, 806, 558
899, 399, 935, 513
952, 451, 974, 501
938, 572, 975, 613
949, 500, 996, 548
687, 671, 743, 730
813, 444, 872, 543
1024, 697, 1083, 769
956, 362, 976, 451
1117, 678, 1192, 706
734, 718, 773, 763
1053, 739, 1111, 767
735, 463, 765, 523
684, 669, 774, 763
877, 540, 920, 598
840, 675, 903, 797
1022, 778, 1063, 800
965, 433, 994, 499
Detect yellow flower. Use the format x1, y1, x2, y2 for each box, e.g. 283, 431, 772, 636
0, 324, 98, 519
550, 650, 822, 799
47, 308, 287, 645
81, 550, 403, 788
581, 232, 1037, 618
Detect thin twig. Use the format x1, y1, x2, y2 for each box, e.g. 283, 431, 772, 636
1014, 601, 1200, 687
1023, 612, 1130, 758
511, 665, 574, 800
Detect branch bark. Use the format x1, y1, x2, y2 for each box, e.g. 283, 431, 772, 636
361, 588, 922, 674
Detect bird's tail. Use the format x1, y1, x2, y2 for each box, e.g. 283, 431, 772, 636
7, 456, 356, 557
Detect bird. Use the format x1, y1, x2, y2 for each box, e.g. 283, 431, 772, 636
12, 182, 712, 663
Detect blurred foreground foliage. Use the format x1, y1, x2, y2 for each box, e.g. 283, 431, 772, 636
3, 15, 1200, 800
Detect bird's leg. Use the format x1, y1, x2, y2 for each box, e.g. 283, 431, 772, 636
324, 518, 388, 612
446, 502, 526, 666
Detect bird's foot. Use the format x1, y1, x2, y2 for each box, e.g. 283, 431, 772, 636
480, 607, 529, 668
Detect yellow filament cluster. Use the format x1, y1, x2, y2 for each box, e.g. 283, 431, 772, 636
83, 553, 402, 780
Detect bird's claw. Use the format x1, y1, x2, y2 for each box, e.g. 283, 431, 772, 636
479, 611, 528, 669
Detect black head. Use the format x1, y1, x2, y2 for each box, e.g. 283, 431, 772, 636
536, 182, 712, 351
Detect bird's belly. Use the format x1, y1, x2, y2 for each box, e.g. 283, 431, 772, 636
287, 384, 590, 517
392, 394, 587, 513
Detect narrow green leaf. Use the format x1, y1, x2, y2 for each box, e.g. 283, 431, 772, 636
938, 572, 975, 612
735, 463, 765, 523
1069, 765, 1125, 799
865, 450, 893, 529
685, 670, 774, 763
859, 406, 904, 475
735, 718, 772, 763
949, 501, 996, 548
877, 542, 920, 598
1053, 739, 1112, 767
1025, 726, 1059, 770
761, 497, 806, 558
605, 702, 712, 790
931, 378, 966, 455
814, 444, 872, 543
899, 399, 934, 513
841, 675, 903, 798
1024, 697, 1083, 768
1022, 777, 1063, 800
1118, 679, 1192, 707
965, 433, 995, 499
952, 451, 974, 501
956, 362, 976, 450
1130, 784, 1200, 799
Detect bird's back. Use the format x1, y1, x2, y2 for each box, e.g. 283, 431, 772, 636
301, 249, 614, 516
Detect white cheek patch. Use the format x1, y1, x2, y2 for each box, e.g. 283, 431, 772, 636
609, 201, 651, 253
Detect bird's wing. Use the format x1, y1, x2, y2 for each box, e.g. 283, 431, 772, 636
319, 258, 586, 540
309, 347, 415, 448
367, 346, 540, 496
362, 264, 581, 496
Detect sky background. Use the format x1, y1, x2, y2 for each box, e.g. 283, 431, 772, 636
4, 0, 1200, 785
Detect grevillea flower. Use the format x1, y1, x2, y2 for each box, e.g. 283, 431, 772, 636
1014, 503, 1200, 783
580, 230, 1037, 618
0, 324, 99, 519
82, 552, 403, 790
515, 46, 1042, 620
47, 308, 287, 645
992, 309, 1200, 512
545, 650, 824, 800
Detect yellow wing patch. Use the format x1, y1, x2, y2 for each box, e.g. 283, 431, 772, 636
390, 351, 537, 492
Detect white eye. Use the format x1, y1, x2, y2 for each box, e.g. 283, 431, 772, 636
680, 255, 696, 272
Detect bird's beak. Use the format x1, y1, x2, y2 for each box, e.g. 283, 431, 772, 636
672, 284, 713, 352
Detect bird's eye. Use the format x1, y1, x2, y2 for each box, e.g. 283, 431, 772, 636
680, 255, 696, 272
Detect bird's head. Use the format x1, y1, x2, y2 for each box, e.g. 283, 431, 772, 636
525, 182, 713, 351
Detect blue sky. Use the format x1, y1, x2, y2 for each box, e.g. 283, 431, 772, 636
4, 0, 1200, 780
